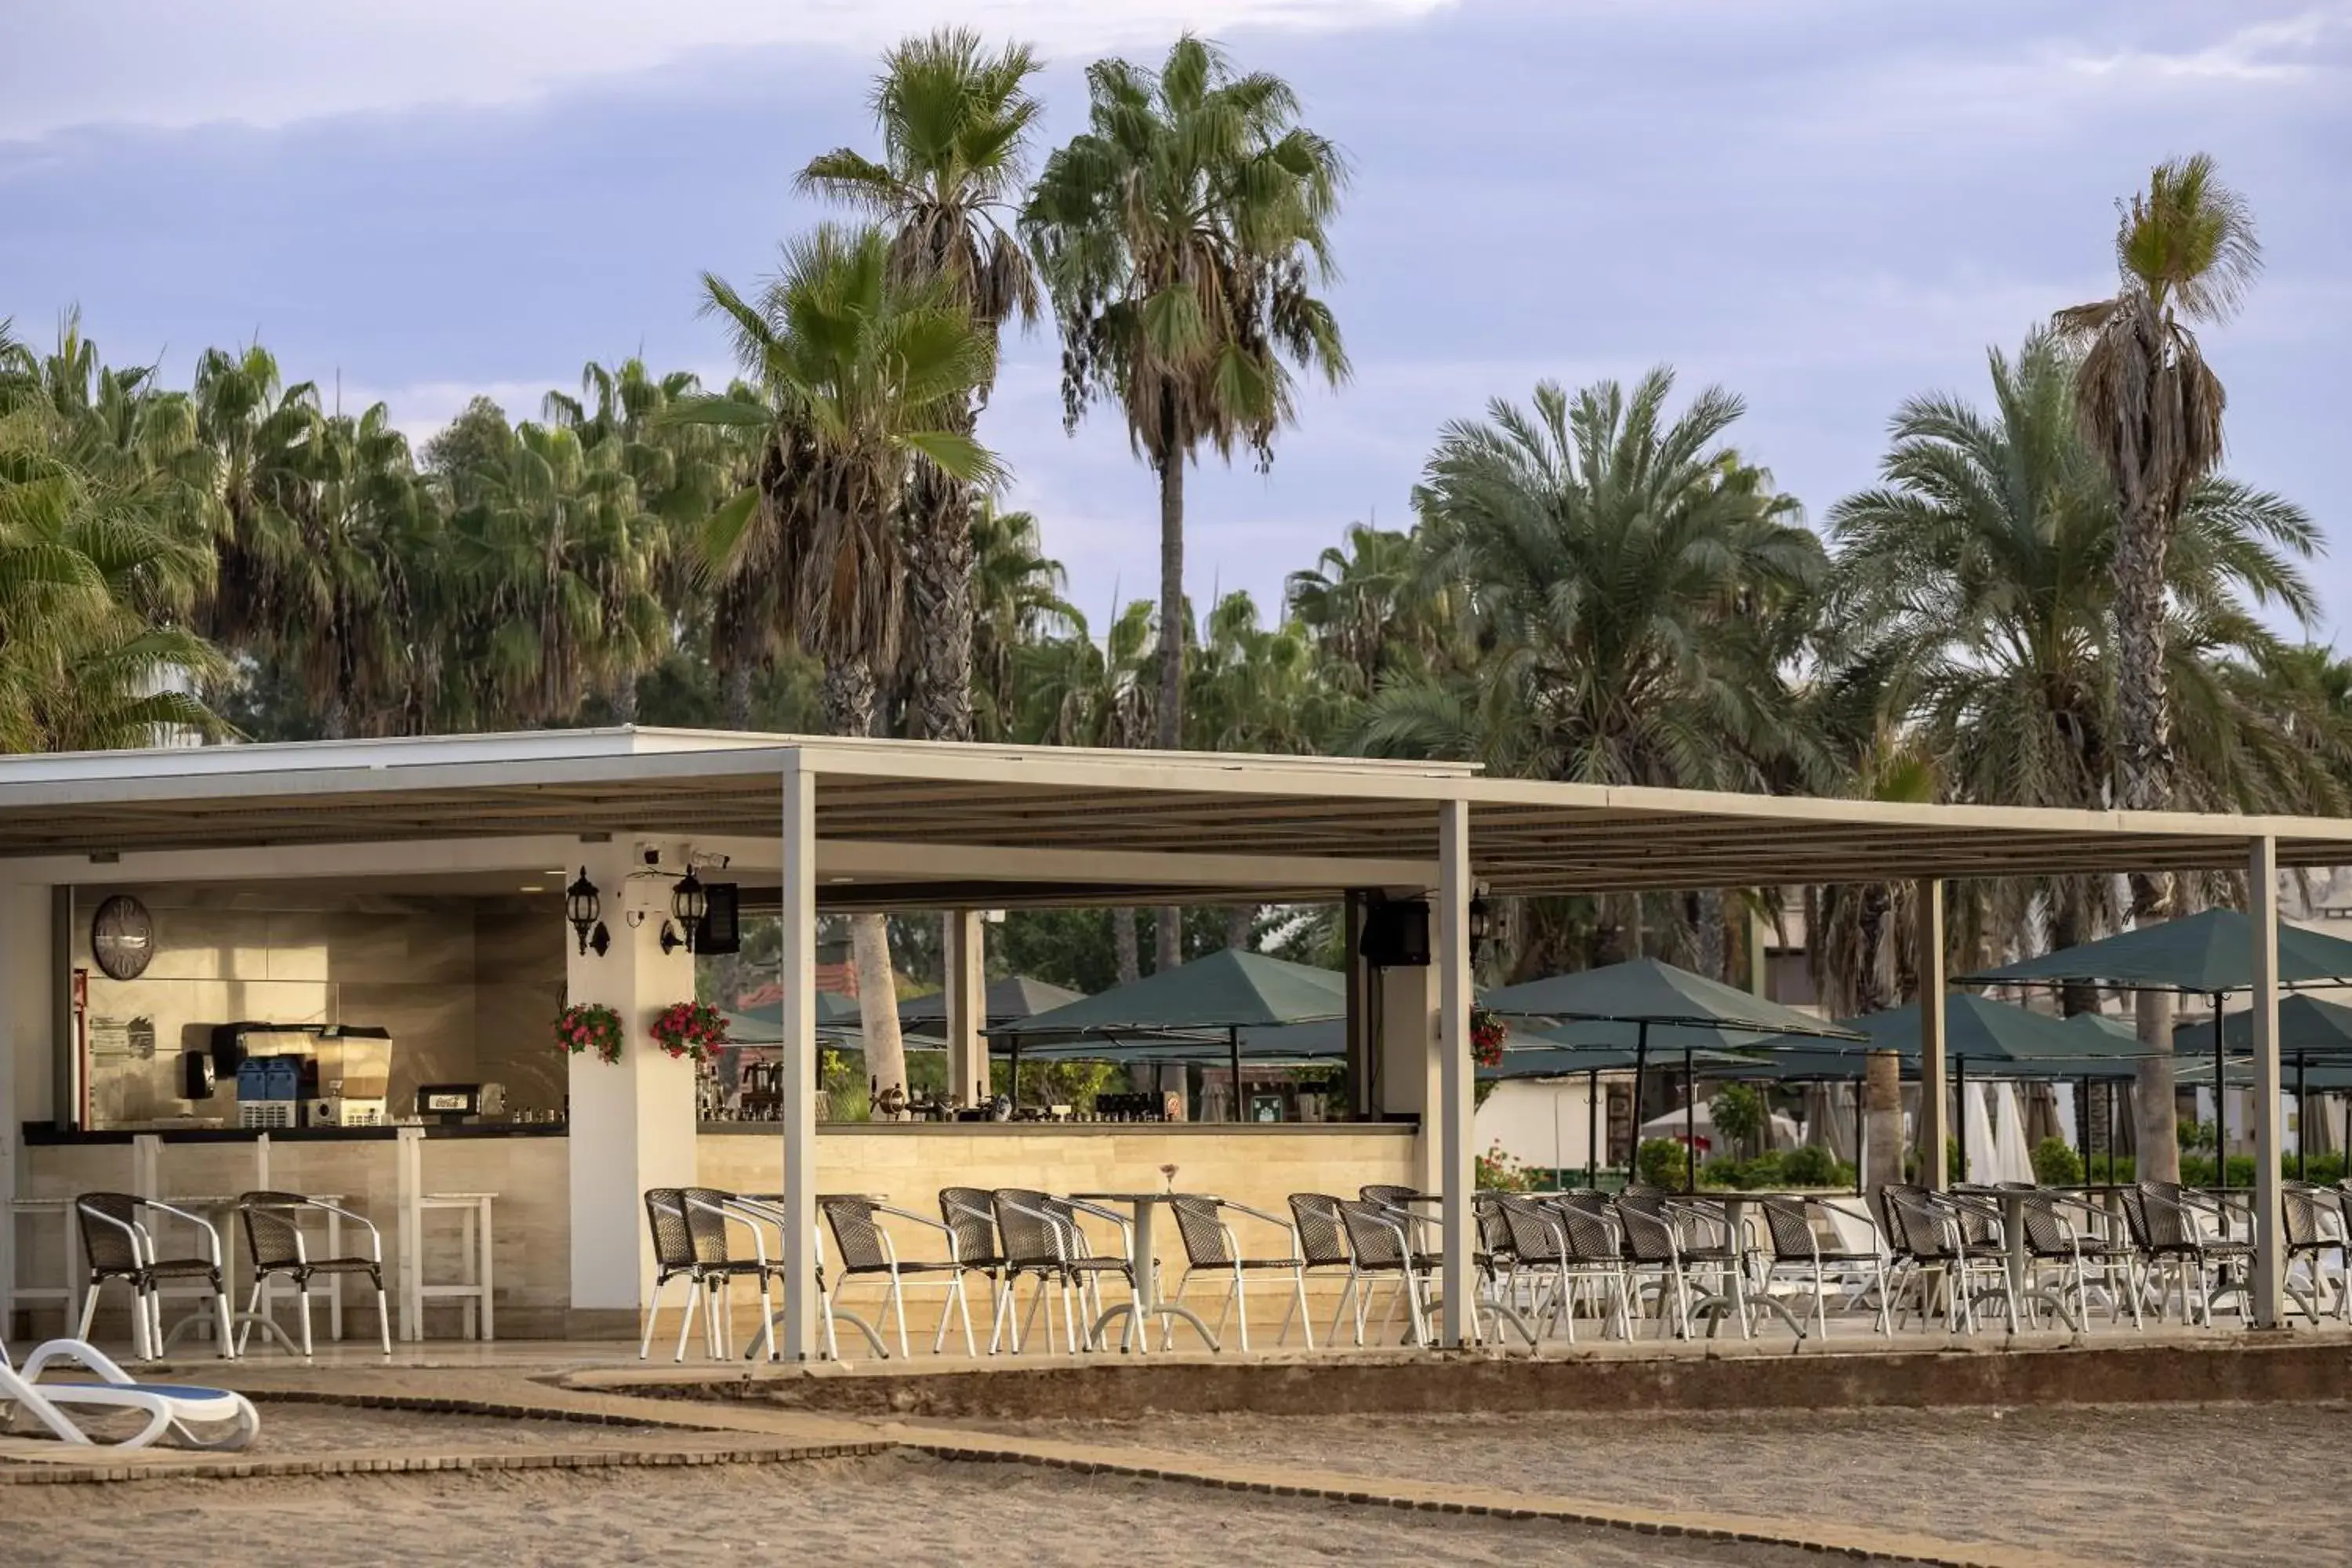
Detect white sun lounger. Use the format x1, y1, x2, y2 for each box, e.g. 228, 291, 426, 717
0, 1338, 260, 1450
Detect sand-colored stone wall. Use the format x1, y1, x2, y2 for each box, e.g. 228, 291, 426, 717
14, 1123, 1418, 1348
701, 1124, 1421, 1349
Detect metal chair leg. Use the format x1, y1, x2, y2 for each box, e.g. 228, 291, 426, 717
639, 1276, 670, 1360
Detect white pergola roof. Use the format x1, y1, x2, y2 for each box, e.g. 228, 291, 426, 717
0, 727, 2347, 900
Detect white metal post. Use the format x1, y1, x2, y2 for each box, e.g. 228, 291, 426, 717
1436, 798, 1474, 1347
779, 757, 820, 1359
1916, 880, 1948, 1191
2249, 835, 2282, 1328
946, 910, 988, 1107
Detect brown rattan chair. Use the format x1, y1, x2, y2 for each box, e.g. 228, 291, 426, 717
234, 1191, 390, 1357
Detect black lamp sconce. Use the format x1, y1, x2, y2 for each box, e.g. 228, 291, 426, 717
566, 869, 603, 956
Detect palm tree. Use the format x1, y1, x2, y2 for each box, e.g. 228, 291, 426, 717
1025, 34, 1348, 970
445, 421, 664, 727
1832, 328, 2320, 1177
1352, 368, 1823, 975
1360, 370, 1824, 789
967, 502, 1075, 742
0, 319, 225, 750
1014, 597, 1156, 980
684, 223, 1000, 1100
1285, 521, 1457, 699
800, 28, 1043, 744
2056, 154, 2263, 1173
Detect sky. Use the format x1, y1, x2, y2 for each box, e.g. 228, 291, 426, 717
3, 1, 2347, 644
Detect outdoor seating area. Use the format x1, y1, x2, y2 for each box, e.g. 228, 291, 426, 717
615, 1172, 2352, 1363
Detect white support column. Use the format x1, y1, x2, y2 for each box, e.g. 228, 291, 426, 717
1436, 798, 1474, 1348
2249, 835, 2283, 1329
945, 910, 989, 1107
779, 757, 820, 1360
1916, 879, 1948, 1191
564, 839, 699, 1336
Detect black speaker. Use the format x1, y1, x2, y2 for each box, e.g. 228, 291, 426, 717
697, 883, 741, 955
1359, 899, 1431, 967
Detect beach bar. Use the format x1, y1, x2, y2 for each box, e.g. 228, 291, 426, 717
5, 727, 2350, 1354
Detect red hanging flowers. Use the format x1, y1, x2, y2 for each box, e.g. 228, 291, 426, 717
649, 999, 728, 1064
1469, 1005, 1509, 1069
554, 1002, 625, 1065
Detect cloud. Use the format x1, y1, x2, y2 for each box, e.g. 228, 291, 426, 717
2060, 7, 2348, 83
0, 0, 1455, 140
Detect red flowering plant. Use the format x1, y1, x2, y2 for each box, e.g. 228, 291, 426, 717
554, 1002, 624, 1065
649, 1000, 728, 1064
1469, 1005, 1509, 1069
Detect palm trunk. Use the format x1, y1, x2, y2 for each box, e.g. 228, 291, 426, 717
722, 659, 754, 731
1154, 440, 1186, 976
1113, 907, 1141, 985
906, 454, 976, 744
2114, 488, 2180, 1180
1225, 904, 1254, 952
609, 672, 640, 725
824, 657, 906, 1111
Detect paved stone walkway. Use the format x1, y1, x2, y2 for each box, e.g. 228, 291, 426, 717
0, 1357, 2094, 1567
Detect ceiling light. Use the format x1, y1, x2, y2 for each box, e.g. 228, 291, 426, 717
519, 884, 544, 894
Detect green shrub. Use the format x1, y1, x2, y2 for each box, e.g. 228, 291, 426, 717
1780, 1144, 1838, 1187
2031, 1137, 2084, 1186
1637, 1137, 1693, 1189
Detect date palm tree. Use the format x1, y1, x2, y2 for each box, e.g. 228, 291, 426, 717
800, 27, 1044, 744
1025, 33, 1348, 967
1351, 368, 1824, 975
1358, 370, 1825, 790
684, 223, 1000, 1100
2056, 154, 2263, 1170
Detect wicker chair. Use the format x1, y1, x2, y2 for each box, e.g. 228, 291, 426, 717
1614, 1192, 1748, 1340
73, 1192, 233, 1362
2281, 1181, 2348, 1321
818, 1196, 976, 1358
2130, 1181, 2253, 1327
638, 1187, 789, 1362
1287, 1192, 1361, 1345
938, 1187, 1007, 1348
1543, 1192, 1634, 1341
1334, 1197, 1437, 1345
1993, 1183, 2140, 1330
638, 1188, 701, 1360
234, 1192, 390, 1357
989, 1189, 1137, 1354
1163, 1196, 1312, 1352
1878, 1185, 1976, 1332
1755, 1196, 1890, 1339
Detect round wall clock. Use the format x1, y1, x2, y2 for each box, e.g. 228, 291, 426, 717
91, 895, 156, 981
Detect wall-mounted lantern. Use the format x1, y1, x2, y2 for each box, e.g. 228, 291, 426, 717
1468, 887, 1494, 960
565, 869, 603, 956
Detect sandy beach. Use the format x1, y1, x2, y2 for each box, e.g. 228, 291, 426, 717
975, 1404, 2352, 1568
0, 1439, 1824, 1568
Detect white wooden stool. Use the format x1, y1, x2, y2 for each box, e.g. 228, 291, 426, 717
6, 1199, 78, 1337
402, 1192, 495, 1341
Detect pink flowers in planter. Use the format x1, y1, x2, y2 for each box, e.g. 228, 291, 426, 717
1470, 1005, 1509, 1069
554, 1002, 625, 1065
649, 1000, 729, 1064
